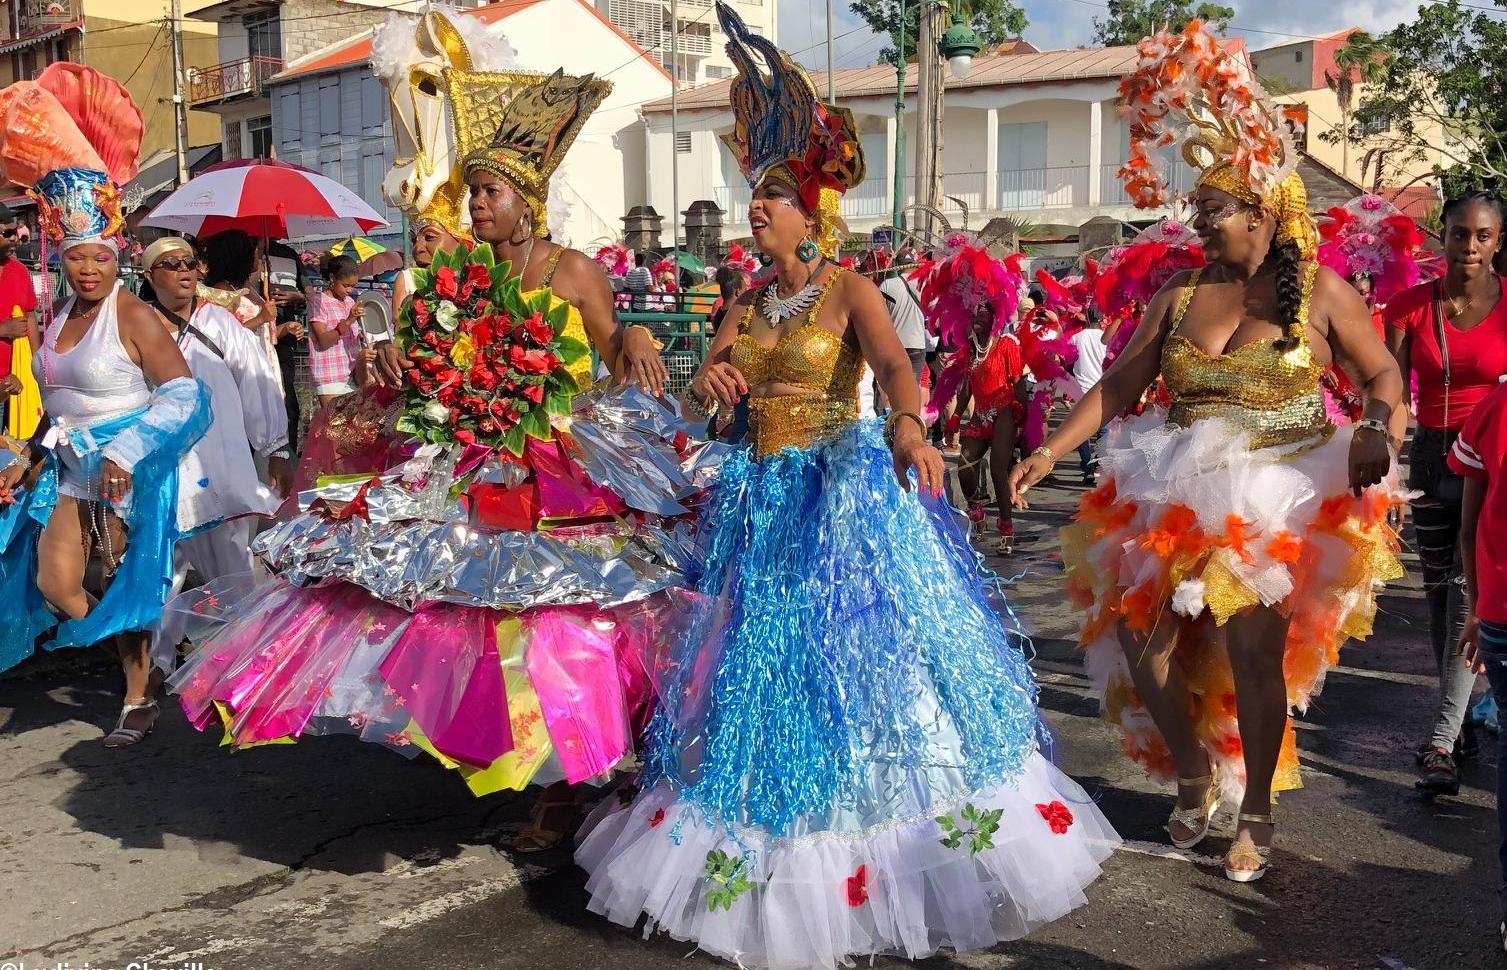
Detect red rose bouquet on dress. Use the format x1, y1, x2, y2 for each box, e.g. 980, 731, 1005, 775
395, 244, 590, 455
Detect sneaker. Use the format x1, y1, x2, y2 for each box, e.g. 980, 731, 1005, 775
1460, 719, 1481, 761
1416, 747, 1460, 796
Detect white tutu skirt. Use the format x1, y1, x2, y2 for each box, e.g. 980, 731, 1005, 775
577, 755, 1117, 970
1062, 411, 1407, 799
574, 422, 1118, 969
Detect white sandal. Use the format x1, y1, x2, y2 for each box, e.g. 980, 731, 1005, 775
103, 699, 159, 748
1224, 810, 1274, 883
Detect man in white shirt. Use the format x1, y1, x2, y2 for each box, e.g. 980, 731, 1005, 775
624, 252, 653, 312
879, 269, 927, 382
1069, 309, 1109, 485
141, 237, 290, 667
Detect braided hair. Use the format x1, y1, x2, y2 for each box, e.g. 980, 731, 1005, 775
1269, 240, 1306, 353
1441, 189, 1506, 231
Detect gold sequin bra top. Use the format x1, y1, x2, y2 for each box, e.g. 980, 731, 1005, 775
730, 269, 864, 457
1161, 264, 1333, 450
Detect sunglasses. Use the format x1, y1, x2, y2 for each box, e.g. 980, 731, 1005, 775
154, 257, 201, 272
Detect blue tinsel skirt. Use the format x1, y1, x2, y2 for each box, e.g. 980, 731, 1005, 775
576, 419, 1118, 970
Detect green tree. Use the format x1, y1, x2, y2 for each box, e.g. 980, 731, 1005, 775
848, 0, 1026, 66
1090, 0, 1234, 47
1324, 30, 1388, 177
1343, 0, 1507, 196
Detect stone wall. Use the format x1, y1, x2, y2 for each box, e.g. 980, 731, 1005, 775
280, 0, 389, 65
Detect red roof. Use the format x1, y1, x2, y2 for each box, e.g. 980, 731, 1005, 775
274, 0, 669, 83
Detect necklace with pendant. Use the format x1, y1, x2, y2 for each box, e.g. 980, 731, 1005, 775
760, 278, 822, 327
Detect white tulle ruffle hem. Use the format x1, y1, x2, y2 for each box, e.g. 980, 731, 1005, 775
576, 754, 1118, 970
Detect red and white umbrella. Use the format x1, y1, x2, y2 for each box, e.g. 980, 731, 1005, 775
142, 159, 388, 240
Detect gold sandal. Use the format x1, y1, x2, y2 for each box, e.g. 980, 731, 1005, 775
1224, 810, 1274, 883
1167, 762, 1219, 850
512, 788, 580, 853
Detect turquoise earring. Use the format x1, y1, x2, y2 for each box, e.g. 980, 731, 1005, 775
796, 238, 820, 263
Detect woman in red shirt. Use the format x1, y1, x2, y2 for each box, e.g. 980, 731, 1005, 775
1386, 190, 1507, 795
957, 303, 1027, 554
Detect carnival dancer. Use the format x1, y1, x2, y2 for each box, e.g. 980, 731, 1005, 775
0, 65, 210, 746
1011, 23, 1406, 883
912, 239, 1028, 554
168, 10, 710, 849
140, 236, 290, 665
575, 9, 1118, 968
1315, 194, 1427, 423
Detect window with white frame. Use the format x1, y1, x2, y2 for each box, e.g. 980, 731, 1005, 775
248, 115, 273, 159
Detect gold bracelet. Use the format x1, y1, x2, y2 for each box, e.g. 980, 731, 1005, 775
1030, 445, 1057, 466
884, 409, 927, 447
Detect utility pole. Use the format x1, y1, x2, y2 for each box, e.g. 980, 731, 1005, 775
890, 1, 906, 232
911, 0, 944, 239
168, 1, 189, 186
670, 0, 680, 258
825, 0, 835, 102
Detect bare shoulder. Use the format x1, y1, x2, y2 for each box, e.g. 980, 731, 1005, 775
556, 245, 606, 281
1310, 262, 1356, 301
1152, 268, 1199, 303
837, 265, 881, 300
115, 289, 162, 335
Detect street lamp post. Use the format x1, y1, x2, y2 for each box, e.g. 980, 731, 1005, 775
891, 4, 982, 239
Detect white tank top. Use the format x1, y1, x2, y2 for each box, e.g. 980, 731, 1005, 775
36, 282, 152, 425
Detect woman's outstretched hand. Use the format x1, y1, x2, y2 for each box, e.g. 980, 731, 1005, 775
1008, 452, 1054, 509
893, 436, 945, 496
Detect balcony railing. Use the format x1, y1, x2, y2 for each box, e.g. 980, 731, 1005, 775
188, 56, 283, 107
22, 0, 79, 28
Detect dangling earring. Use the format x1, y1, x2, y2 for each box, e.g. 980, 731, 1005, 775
796, 237, 820, 263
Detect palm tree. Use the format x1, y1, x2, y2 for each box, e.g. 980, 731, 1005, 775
1327, 30, 1389, 178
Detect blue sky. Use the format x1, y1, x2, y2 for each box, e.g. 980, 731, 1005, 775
776, 0, 1424, 71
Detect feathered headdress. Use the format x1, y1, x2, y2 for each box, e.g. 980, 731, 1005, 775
1034, 268, 1091, 321
0, 64, 142, 251
593, 243, 632, 276
1316, 194, 1428, 305
652, 255, 678, 291
716, 0, 863, 259
722, 242, 758, 275
1118, 21, 1315, 258
1093, 220, 1206, 323
910, 232, 1026, 421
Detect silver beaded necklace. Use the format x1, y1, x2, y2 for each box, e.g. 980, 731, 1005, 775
760, 276, 823, 327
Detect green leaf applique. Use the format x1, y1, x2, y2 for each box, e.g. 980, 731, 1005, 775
937, 803, 1005, 857
703, 849, 754, 912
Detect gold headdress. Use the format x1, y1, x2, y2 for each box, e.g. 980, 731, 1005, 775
1119, 22, 1316, 258
716, 1, 862, 259
451, 52, 610, 239
412, 186, 472, 245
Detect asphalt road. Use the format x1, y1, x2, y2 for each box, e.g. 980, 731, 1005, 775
0, 471, 1500, 970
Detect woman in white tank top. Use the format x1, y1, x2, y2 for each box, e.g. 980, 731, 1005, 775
0, 243, 208, 746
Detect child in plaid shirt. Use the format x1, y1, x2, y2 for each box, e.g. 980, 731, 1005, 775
308, 254, 361, 405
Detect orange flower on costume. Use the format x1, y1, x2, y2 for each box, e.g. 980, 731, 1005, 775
1312, 495, 1354, 534
1140, 504, 1201, 559
1120, 585, 1161, 636
1266, 531, 1304, 564
1219, 514, 1258, 565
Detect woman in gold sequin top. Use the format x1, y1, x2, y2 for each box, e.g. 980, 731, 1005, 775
1010, 23, 1406, 884
574, 8, 1119, 968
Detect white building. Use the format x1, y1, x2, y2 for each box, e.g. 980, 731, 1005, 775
596, 0, 775, 88
266, 0, 674, 247
640, 40, 1249, 244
